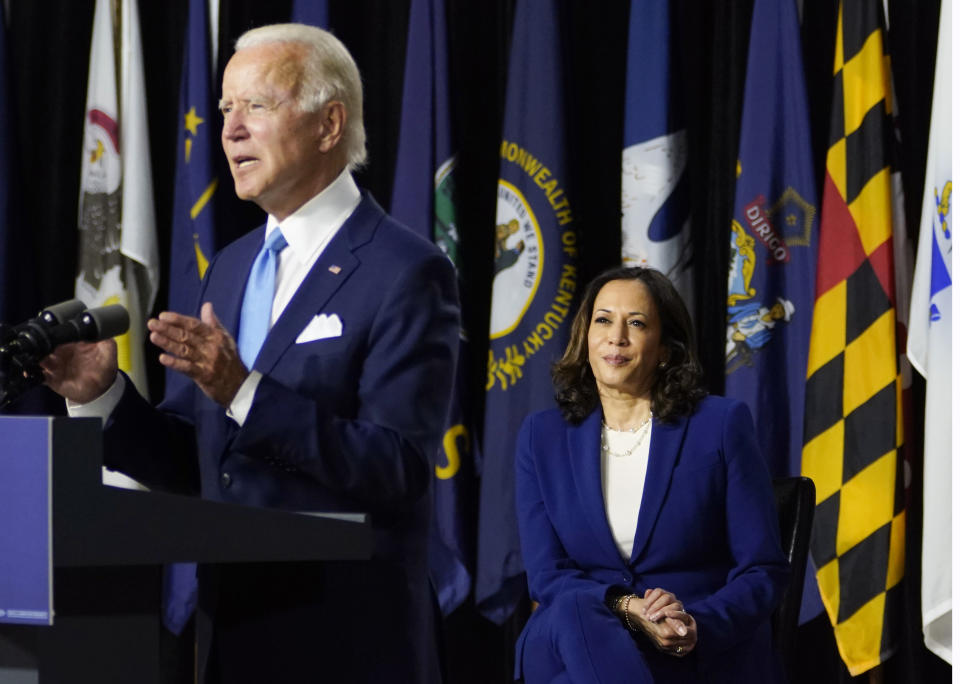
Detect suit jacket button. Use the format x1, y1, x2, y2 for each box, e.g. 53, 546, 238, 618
622, 574, 631, 583
221, 472, 232, 488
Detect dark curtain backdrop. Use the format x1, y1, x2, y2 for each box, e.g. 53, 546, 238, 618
2, 0, 946, 682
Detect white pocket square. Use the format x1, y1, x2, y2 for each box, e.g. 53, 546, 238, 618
296, 314, 343, 343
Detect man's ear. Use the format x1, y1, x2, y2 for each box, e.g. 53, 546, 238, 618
318, 101, 346, 153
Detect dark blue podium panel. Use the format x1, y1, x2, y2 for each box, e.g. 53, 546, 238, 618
0, 417, 51, 625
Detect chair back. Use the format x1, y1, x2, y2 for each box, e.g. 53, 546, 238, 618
770, 476, 815, 679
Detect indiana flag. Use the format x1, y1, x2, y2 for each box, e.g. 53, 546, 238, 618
476, 0, 578, 624
620, 0, 692, 310
907, 0, 952, 665
391, 0, 475, 617
163, 0, 221, 636
169, 0, 218, 344
801, 1, 905, 674
76, 0, 158, 400
725, 0, 819, 480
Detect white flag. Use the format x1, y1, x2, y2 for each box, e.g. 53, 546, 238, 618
906, 0, 952, 664
77, 0, 158, 491
621, 1, 694, 311
76, 0, 158, 398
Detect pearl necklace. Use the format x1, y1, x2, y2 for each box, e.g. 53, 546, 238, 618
601, 413, 653, 458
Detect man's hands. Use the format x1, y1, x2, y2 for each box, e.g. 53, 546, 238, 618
621, 587, 698, 657
40, 338, 119, 403
148, 302, 248, 407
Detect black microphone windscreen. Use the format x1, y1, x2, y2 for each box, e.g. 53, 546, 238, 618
39, 299, 88, 326
78, 305, 130, 341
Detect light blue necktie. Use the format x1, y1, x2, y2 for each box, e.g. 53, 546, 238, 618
237, 229, 288, 368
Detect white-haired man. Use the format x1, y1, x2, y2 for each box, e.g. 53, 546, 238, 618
43, 24, 457, 683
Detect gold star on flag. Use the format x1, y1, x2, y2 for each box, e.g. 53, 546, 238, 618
184, 106, 204, 136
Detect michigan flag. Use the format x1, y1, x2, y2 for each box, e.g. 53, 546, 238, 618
620, 0, 692, 310
76, 0, 158, 401
801, 1, 905, 674
725, 0, 819, 480
391, 0, 475, 617
907, 0, 952, 664
476, 0, 578, 624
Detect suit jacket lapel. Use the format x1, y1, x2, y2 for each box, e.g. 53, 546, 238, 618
253, 193, 383, 374
567, 410, 624, 563
631, 414, 689, 561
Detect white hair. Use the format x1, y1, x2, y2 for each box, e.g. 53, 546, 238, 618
236, 23, 367, 170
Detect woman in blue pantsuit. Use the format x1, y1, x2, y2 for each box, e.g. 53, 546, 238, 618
515, 267, 789, 683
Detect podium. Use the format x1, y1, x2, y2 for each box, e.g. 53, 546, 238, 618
0, 416, 373, 683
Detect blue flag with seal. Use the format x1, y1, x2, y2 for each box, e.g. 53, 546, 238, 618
476, 0, 578, 624
724, 0, 822, 624
725, 0, 818, 478
620, 0, 693, 310
391, 0, 475, 617
163, 0, 219, 636
290, 0, 328, 27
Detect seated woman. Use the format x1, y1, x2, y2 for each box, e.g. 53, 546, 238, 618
515, 266, 789, 683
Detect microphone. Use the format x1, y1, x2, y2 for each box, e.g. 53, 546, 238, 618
3, 304, 130, 361
0, 298, 88, 345
0, 304, 130, 408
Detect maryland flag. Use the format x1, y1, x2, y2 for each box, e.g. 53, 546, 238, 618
801, 1, 905, 674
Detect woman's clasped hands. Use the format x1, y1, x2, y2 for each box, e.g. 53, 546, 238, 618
622, 587, 698, 657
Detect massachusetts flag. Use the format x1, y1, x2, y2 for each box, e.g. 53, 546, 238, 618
906, 0, 952, 664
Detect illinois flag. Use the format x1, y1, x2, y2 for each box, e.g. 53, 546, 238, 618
391, 0, 475, 617
477, 0, 578, 624
801, 1, 905, 674
907, 0, 952, 665
620, 0, 692, 310
76, 0, 158, 399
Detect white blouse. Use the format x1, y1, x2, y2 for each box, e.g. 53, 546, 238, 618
600, 423, 652, 560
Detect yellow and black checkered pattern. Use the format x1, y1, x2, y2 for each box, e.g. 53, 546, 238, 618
801, 0, 904, 676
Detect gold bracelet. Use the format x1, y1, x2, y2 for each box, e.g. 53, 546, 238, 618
622, 594, 640, 632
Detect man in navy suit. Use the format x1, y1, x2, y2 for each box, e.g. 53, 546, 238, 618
42, 23, 458, 684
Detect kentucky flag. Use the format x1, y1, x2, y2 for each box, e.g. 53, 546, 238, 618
907, 0, 952, 664
391, 0, 475, 617
476, 0, 578, 624
725, 0, 819, 482
163, 0, 220, 636
621, 0, 693, 310
801, 1, 905, 674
